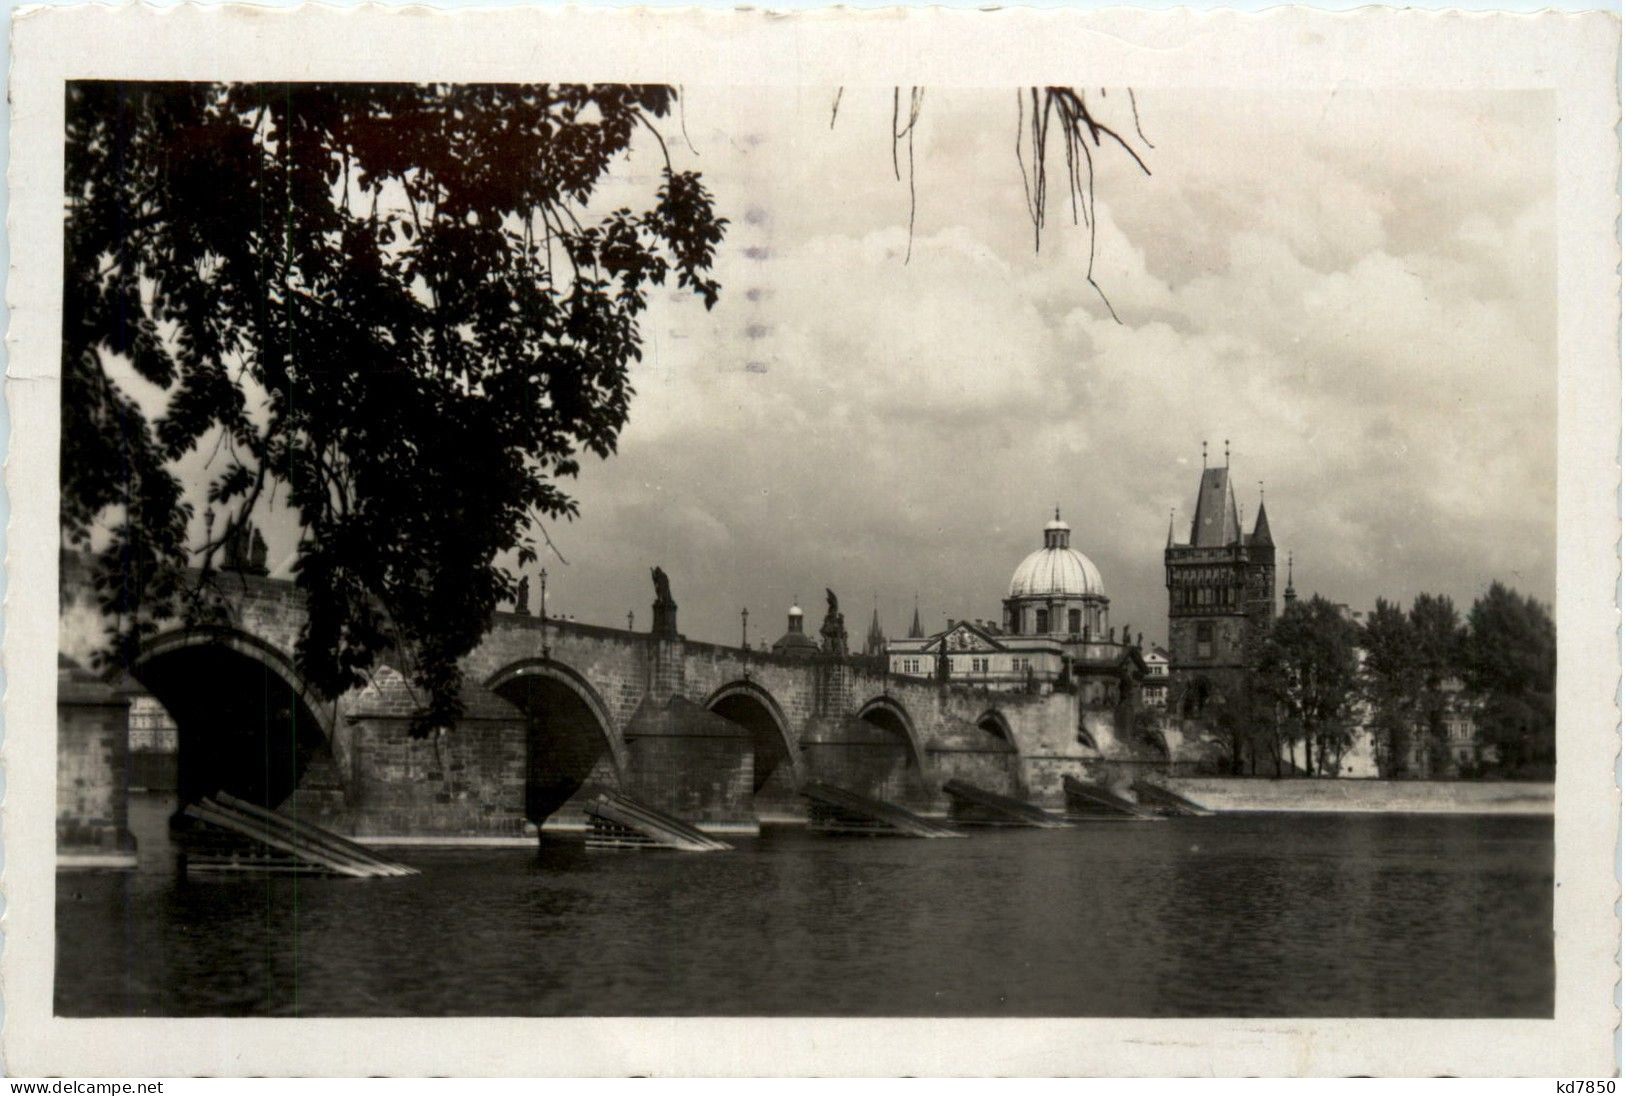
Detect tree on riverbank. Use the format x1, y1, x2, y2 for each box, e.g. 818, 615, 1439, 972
1357, 593, 1468, 778
1463, 582, 1556, 778
1410, 593, 1466, 774
1257, 595, 1361, 776
64, 82, 726, 731
1360, 598, 1421, 778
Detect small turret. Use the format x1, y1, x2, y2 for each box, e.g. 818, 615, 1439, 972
771, 600, 821, 658
1251, 499, 1274, 546
864, 601, 887, 657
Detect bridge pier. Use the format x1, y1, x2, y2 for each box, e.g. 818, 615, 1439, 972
799, 714, 935, 815
300, 667, 532, 841
624, 697, 757, 834
57, 658, 137, 869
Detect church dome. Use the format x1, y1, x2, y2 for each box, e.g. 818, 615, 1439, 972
1008, 511, 1106, 599
772, 601, 820, 657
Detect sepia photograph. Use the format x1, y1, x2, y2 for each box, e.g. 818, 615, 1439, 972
8, 2, 1618, 1077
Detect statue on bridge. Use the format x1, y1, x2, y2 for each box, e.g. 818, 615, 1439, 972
515, 575, 531, 615
221, 517, 269, 577
650, 566, 678, 638
819, 587, 848, 657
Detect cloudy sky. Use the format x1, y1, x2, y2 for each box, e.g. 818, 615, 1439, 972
155, 85, 1560, 650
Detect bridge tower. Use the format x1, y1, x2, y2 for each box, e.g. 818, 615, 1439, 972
1164, 444, 1276, 721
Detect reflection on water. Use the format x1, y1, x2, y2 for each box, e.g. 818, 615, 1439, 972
55, 793, 1553, 1017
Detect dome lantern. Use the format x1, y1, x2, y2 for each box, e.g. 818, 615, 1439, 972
772, 598, 821, 658
1043, 505, 1071, 550
1008, 510, 1105, 600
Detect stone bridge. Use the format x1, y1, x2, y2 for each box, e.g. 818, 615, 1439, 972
58, 558, 1127, 852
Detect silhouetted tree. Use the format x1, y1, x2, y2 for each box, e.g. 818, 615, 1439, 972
1462, 582, 1556, 778
1410, 593, 1466, 775
63, 82, 725, 731
1201, 674, 1276, 776
1361, 598, 1420, 778
1258, 595, 1360, 776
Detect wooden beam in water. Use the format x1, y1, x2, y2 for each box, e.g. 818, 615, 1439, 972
942, 779, 1071, 828
800, 782, 962, 838
1062, 775, 1164, 821
182, 797, 419, 877
583, 793, 734, 851
1130, 779, 1214, 817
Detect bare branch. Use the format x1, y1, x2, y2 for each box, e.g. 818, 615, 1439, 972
1127, 87, 1155, 150
675, 85, 699, 156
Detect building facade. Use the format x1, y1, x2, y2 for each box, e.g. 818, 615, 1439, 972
1165, 461, 1277, 720
887, 511, 1146, 706
1141, 646, 1170, 709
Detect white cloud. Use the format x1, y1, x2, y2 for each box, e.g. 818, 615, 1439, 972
148, 86, 1555, 648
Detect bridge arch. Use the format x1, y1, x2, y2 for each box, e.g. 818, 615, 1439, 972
974, 709, 1019, 751
133, 625, 336, 809
704, 681, 804, 790
1136, 725, 1172, 761
486, 658, 626, 825
855, 695, 931, 775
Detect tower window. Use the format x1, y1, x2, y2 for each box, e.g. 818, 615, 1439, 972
1035, 608, 1050, 633
1196, 622, 1214, 659
1068, 608, 1082, 635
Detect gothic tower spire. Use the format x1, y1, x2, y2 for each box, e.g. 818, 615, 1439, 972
865, 596, 887, 657
1251, 498, 1274, 546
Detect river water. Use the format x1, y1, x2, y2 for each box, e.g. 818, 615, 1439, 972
56, 794, 1552, 1017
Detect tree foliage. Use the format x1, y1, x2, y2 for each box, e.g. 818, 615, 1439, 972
1409, 593, 1465, 775
1356, 594, 1470, 778
1462, 582, 1556, 777
1360, 598, 1421, 778
1257, 595, 1361, 776
64, 81, 726, 731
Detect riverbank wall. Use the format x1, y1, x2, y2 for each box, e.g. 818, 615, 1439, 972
1162, 777, 1554, 815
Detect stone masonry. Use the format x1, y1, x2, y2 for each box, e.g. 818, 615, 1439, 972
58, 558, 1140, 849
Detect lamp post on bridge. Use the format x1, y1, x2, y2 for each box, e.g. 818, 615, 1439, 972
741, 607, 750, 651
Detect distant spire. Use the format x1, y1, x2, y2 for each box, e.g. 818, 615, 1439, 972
1166, 507, 1175, 547
1202, 439, 1208, 468
1224, 438, 1231, 467
908, 594, 924, 639
1054, 503, 1061, 521
865, 598, 887, 657
1284, 552, 1297, 605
